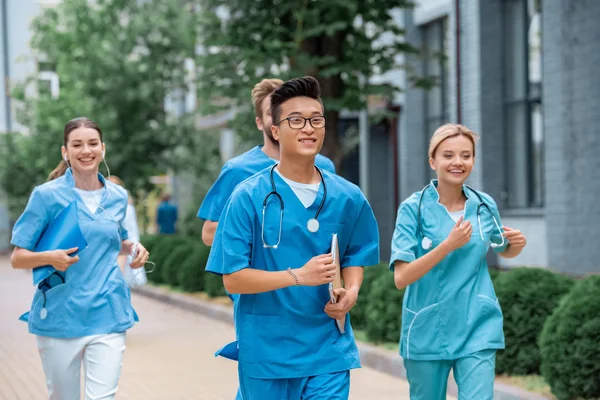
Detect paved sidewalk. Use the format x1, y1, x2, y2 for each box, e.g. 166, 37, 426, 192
0, 257, 448, 399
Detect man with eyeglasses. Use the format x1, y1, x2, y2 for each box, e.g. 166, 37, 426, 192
197, 78, 335, 247
198, 78, 335, 400
206, 76, 380, 399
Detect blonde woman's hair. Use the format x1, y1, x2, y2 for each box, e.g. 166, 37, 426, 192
251, 78, 283, 118
428, 123, 480, 159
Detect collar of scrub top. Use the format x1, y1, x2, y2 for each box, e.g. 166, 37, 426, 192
262, 163, 327, 249
65, 167, 126, 240
417, 180, 505, 250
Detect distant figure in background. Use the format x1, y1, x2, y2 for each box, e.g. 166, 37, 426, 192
156, 194, 178, 234
108, 176, 147, 288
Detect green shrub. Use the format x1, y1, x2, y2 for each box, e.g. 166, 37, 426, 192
494, 267, 574, 375
139, 234, 161, 254
365, 270, 404, 344
205, 271, 227, 298
178, 244, 211, 292
540, 275, 600, 400
350, 263, 388, 330
146, 235, 187, 284
162, 239, 195, 287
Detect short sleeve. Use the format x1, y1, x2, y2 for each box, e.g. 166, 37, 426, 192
389, 201, 419, 270
197, 163, 239, 221
10, 187, 49, 250
205, 189, 254, 276
342, 195, 380, 268
486, 197, 509, 254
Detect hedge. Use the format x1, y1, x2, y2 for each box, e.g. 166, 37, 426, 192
494, 267, 574, 375
178, 244, 210, 293
161, 239, 195, 287
146, 235, 188, 284
350, 263, 389, 330
539, 275, 600, 400
204, 272, 227, 298
365, 270, 405, 344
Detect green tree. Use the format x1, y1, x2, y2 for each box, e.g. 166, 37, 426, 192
1, 0, 197, 219
195, 0, 419, 167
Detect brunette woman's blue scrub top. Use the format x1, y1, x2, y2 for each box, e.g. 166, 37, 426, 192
390, 180, 508, 361
11, 169, 138, 338
206, 168, 380, 379
197, 145, 335, 222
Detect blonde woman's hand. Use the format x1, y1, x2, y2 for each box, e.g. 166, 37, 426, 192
442, 216, 472, 251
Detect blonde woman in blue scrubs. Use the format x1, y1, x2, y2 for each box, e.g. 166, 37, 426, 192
10, 117, 149, 400
390, 124, 527, 399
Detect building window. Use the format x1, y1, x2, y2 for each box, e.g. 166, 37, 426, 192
503, 0, 543, 208
422, 18, 449, 176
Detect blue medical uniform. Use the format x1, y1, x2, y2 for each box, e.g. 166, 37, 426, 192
11, 169, 138, 338
197, 145, 336, 222
390, 180, 508, 400
207, 167, 379, 400
199, 146, 335, 400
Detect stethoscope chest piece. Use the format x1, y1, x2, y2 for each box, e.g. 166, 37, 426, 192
40, 308, 48, 320
421, 236, 432, 250
307, 218, 320, 233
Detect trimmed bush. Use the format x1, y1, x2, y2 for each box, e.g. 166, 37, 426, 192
350, 263, 388, 330
146, 235, 187, 284
365, 270, 405, 344
494, 267, 574, 375
139, 234, 161, 254
178, 244, 211, 292
540, 275, 600, 400
162, 239, 195, 287
204, 271, 227, 298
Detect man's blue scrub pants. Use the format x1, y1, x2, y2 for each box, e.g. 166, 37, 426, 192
238, 369, 350, 400
403, 349, 496, 400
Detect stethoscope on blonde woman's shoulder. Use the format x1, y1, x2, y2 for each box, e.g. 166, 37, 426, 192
416, 184, 505, 250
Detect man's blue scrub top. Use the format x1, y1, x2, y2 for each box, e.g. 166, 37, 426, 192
390, 180, 509, 361
197, 145, 335, 222
11, 169, 138, 338
207, 167, 380, 379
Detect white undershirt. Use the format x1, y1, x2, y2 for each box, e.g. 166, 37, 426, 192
275, 169, 320, 208
448, 209, 464, 223
75, 188, 104, 214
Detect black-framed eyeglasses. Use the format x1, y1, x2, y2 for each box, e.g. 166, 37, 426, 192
276, 116, 326, 129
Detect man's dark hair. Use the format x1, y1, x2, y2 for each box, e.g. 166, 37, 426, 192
270, 76, 323, 125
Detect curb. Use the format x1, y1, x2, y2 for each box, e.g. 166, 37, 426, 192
132, 285, 551, 400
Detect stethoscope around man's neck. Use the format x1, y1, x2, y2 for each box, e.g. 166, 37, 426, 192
261, 164, 327, 249
417, 183, 505, 250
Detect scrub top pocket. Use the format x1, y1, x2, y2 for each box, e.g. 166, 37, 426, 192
30, 283, 68, 333
107, 277, 133, 325
401, 303, 440, 359
238, 314, 287, 363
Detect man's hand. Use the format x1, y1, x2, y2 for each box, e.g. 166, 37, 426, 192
324, 287, 358, 320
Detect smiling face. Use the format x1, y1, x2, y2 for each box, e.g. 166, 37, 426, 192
271, 96, 325, 159
429, 134, 475, 186
62, 127, 105, 175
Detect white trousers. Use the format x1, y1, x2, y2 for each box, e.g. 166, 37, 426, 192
36, 332, 126, 400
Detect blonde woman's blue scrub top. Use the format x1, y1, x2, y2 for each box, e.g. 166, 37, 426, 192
206, 168, 380, 379
197, 145, 335, 222
390, 180, 508, 361
11, 169, 138, 338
